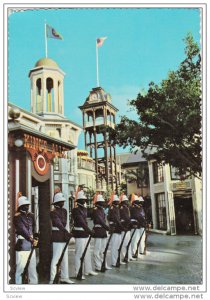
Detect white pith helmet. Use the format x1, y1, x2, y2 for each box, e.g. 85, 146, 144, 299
138, 196, 144, 202
77, 190, 87, 200
121, 195, 129, 201
18, 196, 30, 207
96, 194, 105, 202
113, 195, 120, 201
53, 192, 66, 204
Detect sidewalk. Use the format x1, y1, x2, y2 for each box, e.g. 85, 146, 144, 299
66, 231, 202, 285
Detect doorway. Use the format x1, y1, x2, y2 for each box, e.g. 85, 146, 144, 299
32, 177, 52, 283
174, 196, 195, 234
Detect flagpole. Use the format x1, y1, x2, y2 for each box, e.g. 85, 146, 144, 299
45, 21, 48, 58
96, 40, 99, 87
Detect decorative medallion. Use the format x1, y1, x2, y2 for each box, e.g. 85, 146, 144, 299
33, 152, 49, 175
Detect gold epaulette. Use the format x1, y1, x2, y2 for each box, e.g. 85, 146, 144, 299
94, 207, 97, 210
111, 206, 113, 210
14, 212, 21, 216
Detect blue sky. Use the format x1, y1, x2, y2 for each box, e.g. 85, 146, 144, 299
8, 7, 201, 150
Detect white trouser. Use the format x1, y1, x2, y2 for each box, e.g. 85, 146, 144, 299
110, 233, 121, 266
15, 251, 38, 284
93, 238, 107, 270
139, 228, 146, 253
131, 228, 141, 256
50, 242, 70, 282
74, 238, 93, 275
120, 231, 132, 260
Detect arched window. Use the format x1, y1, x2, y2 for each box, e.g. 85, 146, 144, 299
46, 77, 54, 112
36, 78, 42, 112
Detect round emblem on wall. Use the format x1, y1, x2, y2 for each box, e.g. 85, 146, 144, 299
34, 153, 49, 175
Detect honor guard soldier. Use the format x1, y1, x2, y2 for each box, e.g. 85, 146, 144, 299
92, 193, 112, 271
13, 195, 38, 284
49, 192, 74, 284
130, 194, 142, 258
107, 194, 125, 267
119, 193, 134, 262
72, 190, 98, 279
138, 195, 147, 255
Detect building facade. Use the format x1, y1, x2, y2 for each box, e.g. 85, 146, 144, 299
148, 160, 202, 235
8, 57, 82, 283
118, 150, 202, 236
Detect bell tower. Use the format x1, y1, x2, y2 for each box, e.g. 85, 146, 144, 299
28, 57, 65, 117
79, 87, 119, 190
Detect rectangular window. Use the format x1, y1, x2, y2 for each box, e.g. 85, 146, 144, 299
156, 193, 167, 230
153, 162, 164, 183
137, 162, 149, 188
170, 166, 181, 180
170, 166, 190, 180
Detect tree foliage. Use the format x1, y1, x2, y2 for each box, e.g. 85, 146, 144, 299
111, 33, 202, 177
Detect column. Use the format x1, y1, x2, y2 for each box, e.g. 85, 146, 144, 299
148, 161, 157, 229
15, 159, 20, 197
42, 75, 46, 113
26, 158, 31, 204
54, 79, 58, 113
60, 81, 64, 115
32, 78, 37, 114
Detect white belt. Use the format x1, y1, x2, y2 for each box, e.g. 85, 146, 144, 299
94, 224, 102, 228
121, 219, 125, 222
52, 227, 59, 231
74, 227, 84, 231
17, 235, 25, 240
131, 219, 137, 222
109, 221, 114, 224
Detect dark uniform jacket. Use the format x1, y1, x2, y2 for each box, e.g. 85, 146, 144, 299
139, 206, 146, 227
120, 205, 131, 231
72, 205, 92, 238
107, 205, 124, 234
130, 205, 146, 229
13, 211, 35, 251
92, 205, 109, 238
50, 207, 69, 243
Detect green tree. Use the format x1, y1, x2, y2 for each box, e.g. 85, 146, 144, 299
111, 33, 201, 178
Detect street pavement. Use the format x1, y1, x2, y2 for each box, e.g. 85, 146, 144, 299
67, 230, 202, 285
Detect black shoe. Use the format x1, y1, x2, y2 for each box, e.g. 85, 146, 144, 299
95, 269, 101, 272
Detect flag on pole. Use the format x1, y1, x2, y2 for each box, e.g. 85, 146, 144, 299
96, 37, 107, 47
46, 24, 63, 40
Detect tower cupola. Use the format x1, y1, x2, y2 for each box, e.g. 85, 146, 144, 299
29, 57, 65, 117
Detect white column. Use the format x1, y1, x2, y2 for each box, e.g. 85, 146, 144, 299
53, 78, 58, 113
60, 82, 64, 115
32, 78, 37, 114
15, 160, 20, 196
148, 161, 157, 228
27, 158, 31, 204
192, 176, 202, 234
163, 164, 172, 233
61, 124, 66, 140
42, 75, 46, 113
